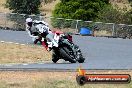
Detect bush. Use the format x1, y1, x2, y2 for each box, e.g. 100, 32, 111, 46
97, 5, 132, 24
6, 0, 41, 15
53, 0, 109, 20
52, 0, 109, 28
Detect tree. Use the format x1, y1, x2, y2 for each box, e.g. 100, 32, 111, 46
97, 5, 132, 24
52, 0, 109, 28
53, 0, 110, 21
6, 0, 41, 15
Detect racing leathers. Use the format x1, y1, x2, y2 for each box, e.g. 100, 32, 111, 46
26, 21, 41, 44
32, 21, 57, 51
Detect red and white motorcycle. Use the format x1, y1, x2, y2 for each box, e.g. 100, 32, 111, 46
36, 24, 85, 63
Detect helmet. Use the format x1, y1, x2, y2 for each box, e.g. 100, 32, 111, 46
26, 18, 33, 27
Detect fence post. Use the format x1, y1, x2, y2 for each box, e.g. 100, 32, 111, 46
112, 23, 115, 37
75, 20, 82, 33
21, 14, 26, 30
75, 20, 78, 33
4, 13, 7, 29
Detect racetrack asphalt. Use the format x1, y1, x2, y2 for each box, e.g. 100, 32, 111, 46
0, 30, 132, 70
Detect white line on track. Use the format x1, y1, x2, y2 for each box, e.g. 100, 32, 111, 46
20, 44, 26, 46
22, 64, 28, 65
1, 41, 5, 43
38, 63, 44, 64
7, 42, 13, 44
4, 64, 13, 66
15, 43, 19, 45
0, 41, 44, 49
0, 41, 26, 46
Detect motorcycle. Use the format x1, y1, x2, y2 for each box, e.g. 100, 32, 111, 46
35, 24, 85, 63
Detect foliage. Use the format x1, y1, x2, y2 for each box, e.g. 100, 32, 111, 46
51, 18, 65, 28
5, 0, 42, 30
53, 0, 109, 21
6, 0, 41, 15
128, 0, 132, 2
52, 0, 109, 28
51, 18, 77, 29
97, 5, 132, 24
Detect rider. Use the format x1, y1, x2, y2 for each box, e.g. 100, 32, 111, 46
25, 18, 55, 51
26, 18, 74, 51
26, 18, 41, 44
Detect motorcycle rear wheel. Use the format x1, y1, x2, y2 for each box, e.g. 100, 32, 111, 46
78, 56, 85, 63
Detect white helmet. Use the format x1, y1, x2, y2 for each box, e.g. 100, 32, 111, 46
26, 18, 33, 23
26, 18, 33, 26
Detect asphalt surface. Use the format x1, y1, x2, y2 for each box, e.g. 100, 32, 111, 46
0, 30, 132, 70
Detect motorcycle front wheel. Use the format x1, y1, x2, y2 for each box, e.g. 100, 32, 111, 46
59, 47, 76, 63
52, 53, 59, 63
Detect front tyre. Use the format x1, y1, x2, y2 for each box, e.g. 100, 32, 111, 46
52, 53, 59, 63
59, 48, 76, 63
74, 45, 85, 63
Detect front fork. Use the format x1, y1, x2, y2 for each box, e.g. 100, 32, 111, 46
62, 39, 81, 60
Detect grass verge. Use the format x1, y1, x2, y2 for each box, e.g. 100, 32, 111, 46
0, 70, 132, 88
0, 42, 51, 64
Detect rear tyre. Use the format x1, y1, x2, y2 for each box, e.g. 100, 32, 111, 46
78, 56, 85, 63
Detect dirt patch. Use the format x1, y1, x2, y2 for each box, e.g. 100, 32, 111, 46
40, 0, 60, 17
93, 30, 112, 37
0, 0, 10, 13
